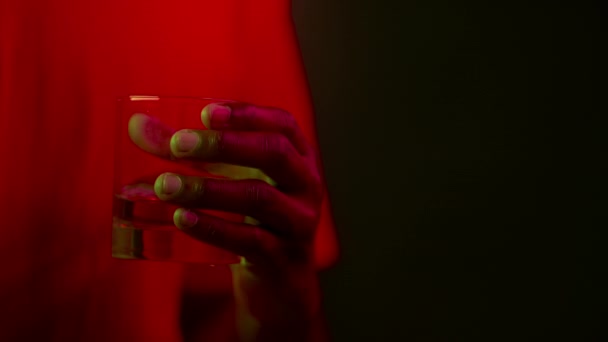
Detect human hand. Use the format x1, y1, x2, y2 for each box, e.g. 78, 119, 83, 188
130, 102, 326, 340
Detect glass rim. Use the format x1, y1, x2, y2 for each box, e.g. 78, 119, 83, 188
117, 95, 237, 103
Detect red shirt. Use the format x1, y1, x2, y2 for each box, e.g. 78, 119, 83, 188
0, 0, 337, 340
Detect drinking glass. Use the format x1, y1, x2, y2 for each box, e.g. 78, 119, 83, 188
112, 95, 265, 264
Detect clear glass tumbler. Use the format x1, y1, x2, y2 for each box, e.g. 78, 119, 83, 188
112, 95, 263, 264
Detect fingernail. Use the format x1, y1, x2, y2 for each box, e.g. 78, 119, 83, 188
171, 130, 200, 153
154, 173, 183, 197
174, 208, 198, 229
202, 103, 231, 129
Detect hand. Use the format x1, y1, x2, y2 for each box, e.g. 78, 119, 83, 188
132, 102, 326, 341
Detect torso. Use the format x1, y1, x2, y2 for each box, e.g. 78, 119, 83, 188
0, 1, 314, 340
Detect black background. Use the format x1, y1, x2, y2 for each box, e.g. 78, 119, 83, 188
293, 1, 604, 341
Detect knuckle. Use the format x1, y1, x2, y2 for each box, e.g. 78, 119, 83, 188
263, 134, 293, 164
240, 104, 258, 123
211, 129, 223, 144
185, 176, 206, 201
277, 110, 298, 135
204, 130, 223, 157
296, 209, 321, 239
245, 181, 276, 212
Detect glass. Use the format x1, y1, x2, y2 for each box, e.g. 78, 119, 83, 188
112, 95, 264, 264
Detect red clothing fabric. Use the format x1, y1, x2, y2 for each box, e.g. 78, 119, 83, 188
0, 0, 337, 340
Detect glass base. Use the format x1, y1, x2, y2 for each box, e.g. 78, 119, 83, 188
112, 182, 240, 264
112, 218, 240, 264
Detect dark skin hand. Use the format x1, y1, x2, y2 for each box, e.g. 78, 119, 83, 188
130, 103, 327, 341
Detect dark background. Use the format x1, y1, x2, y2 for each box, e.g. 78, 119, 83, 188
293, 1, 604, 341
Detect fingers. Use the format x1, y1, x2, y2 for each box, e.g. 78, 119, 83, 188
128, 103, 313, 161
127, 107, 315, 189
202, 103, 313, 156
169, 130, 312, 190
155, 173, 317, 239
173, 208, 282, 265
126, 113, 226, 174
128, 113, 176, 159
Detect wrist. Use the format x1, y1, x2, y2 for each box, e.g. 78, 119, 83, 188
231, 262, 326, 341
235, 305, 328, 342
